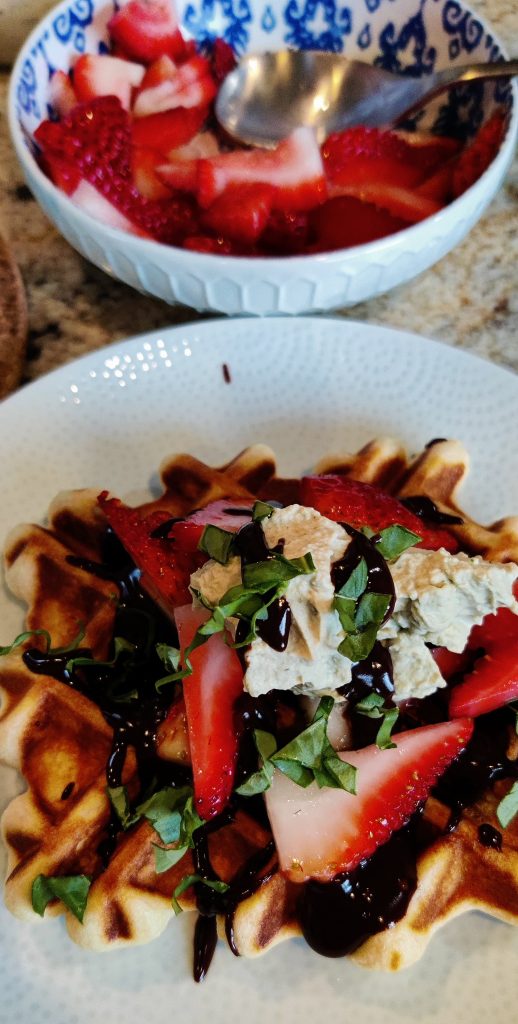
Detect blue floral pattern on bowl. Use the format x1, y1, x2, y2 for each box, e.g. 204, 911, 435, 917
13, 0, 512, 149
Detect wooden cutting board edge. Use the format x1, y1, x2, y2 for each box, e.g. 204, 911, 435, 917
0, 235, 28, 400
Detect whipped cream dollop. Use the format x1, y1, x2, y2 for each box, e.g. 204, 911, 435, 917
190, 505, 518, 702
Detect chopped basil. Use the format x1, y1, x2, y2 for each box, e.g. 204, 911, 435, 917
155, 643, 192, 689
198, 524, 235, 565
106, 783, 202, 867
237, 698, 357, 796
183, 549, 316, 662
172, 875, 229, 915
153, 843, 190, 874
32, 873, 91, 923
252, 501, 275, 523
66, 635, 135, 673
0, 624, 85, 659
497, 780, 518, 829
355, 693, 399, 750
339, 557, 368, 600
373, 524, 421, 561
333, 555, 390, 664
242, 551, 315, 592
236, 729, 276, 796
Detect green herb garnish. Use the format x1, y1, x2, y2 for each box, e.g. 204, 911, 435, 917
171, 875, 229, 915
497, 780, 518, 829
32, 874, 91, 923
252, 501, 275, 523
355, 692, 399, 750
198, 524, 236, 565
237, 698, 357, 796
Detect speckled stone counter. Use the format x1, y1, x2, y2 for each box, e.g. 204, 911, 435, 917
0, 0, 517, 388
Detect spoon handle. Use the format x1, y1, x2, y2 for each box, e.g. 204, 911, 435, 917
398, 59, 518, 122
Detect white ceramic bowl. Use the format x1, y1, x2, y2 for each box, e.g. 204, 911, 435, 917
9, 0, 518, 316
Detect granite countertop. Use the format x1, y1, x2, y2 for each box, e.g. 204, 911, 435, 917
0, 0, 517, 389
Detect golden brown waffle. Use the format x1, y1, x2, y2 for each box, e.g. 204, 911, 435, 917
1, 438, 518, 967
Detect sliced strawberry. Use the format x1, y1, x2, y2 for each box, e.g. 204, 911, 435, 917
70, 179, 150, 234
157, 132, 219, 192
73, 54, 145, 110
183, 233, 237, 254
209, 37, 237, 85
197, 126, 327, 212
139, 53, 177, 90
323, 127, 425, 190
131, 105, 207, 151
175, 603, 244, 818
133, 55, 216, 116
202, 184, 275, 243
49, 70, 78, 118
469, 601, 518, 652
416, 164, 455, 202
452, 111, 506, 198
42, 153, 81, 196
108, 0, 185, 64
449, 643, 518, 719
98, 494, 206, 613
309, 195, 407, 250
260, 208, 310, 255
131, 146, 173, 199
265, 718, 473, 881
300, 475, 460, 552
431, 645, 472, 681
36, 97, 198, 243
327, 180, 442, 223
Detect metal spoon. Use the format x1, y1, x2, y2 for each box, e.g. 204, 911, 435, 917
215, 51, 518, 148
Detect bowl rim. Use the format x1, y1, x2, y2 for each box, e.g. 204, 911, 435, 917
8, 0, 518, 270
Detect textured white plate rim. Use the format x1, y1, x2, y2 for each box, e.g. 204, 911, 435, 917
1, 315, 518, 1024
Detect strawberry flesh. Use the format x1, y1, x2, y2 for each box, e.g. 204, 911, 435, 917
449, 643, 518, 719
265, 718, 473, 881
202, 184, 275, 243
300, 474, 460, 552
108, 0, 185, 64
35, 96, 198, 243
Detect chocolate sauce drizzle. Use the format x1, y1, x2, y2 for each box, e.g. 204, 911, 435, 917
233, 520, 292, 652
18, 509, 518, 976
401, 495, 463, 526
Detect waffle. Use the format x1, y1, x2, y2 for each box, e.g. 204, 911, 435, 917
1, 438, 518, 969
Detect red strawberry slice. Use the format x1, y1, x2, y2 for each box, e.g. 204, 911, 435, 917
209, 37, 237, 85
452, 111, 506, 198
197, 126, 327, 212
133, 55, 216, 116
43, 153, 81, 196
131, 105, 207, 151
49, 70, 78, 118
469, 599, 518, 652
139, 53, 177, 90
73, 54, 145, 110
300, 475, 460, 552
449, 643, 518, 719
260, 208, 310, 255
99, 494, 206, 612
416, 164, 455, 202
108, 0, 185, 64
175, 603, 244, 818
70, 179, 150, 233
322, 126, 459, 191
131, 146, 173, 199
431, 645, 472, 681
202, 184, 275, 243
327, 180, 442, 223
183, 233, 237, 254
156, 131, 220, 192
36, 97, 198, 243
309, 195, 407, 250
265, 718, 473, 881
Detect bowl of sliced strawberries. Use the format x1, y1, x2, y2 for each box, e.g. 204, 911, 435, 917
8, 0, 518, 315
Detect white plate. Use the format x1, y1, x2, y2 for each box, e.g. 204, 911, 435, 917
1, 317, 518, 1024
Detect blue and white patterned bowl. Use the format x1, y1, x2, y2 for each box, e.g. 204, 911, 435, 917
8, 0, 518, 315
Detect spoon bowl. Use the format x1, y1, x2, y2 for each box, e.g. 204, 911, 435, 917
216, 51, 518, 148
